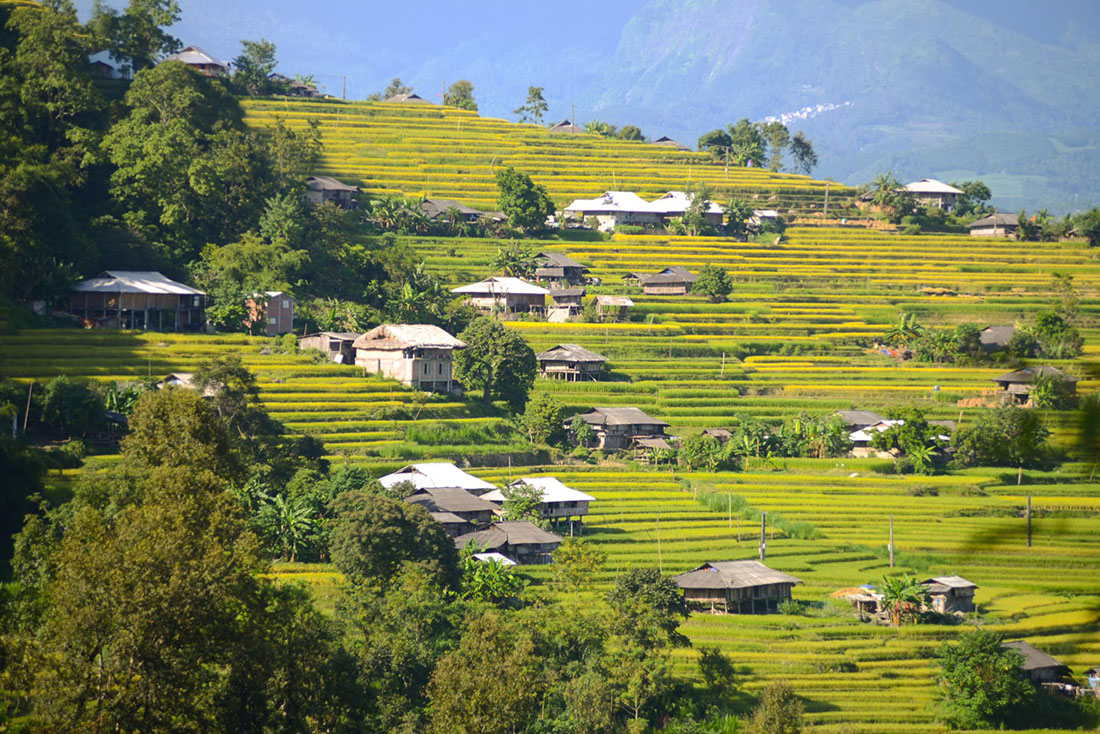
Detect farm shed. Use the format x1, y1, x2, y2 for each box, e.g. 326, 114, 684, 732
535, 252, 589, 286
298, 332, 359, 363
651, 135, 690, 151
420, 198, 483, 222
160, 45, 228, 76
384, 92, 431, 104
835, 410, 886, 432
451, 277, 548, 315
69, 271, 206, 332
246, 291, 294, 336
548, 119, 582, 134
980, 325, 1017, 351
548, 288, 586, 314
536, 343, 607, 381
904, 179, 964, 211
832, 586, 882, 620
379, 462, 496, 494
303, 176, 358, 209
569, 407, 670, 450
353, 323, 466, 393
481, 476, 596, 532
969, 212, 1019, 237
673, 560, 803, 614
404, 487, 498, 533
1002, 641, 1071, 683
595, 295, 633, 320
992, 365, 1077, 403
454, 521, 562, 565
640, 267, 697, 296
920, 576, 977, 613
701, 428, 732, 443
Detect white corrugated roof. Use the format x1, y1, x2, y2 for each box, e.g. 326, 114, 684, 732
379, 462, 496, 491
482, 476, 596, 504
162, 45, 228, 68
473, 552, 516, 566
564, 191, 652, 213
354, 324, 465, 350
904, 178, 964, 195
73, 271, 205, 296
647, 191, 725, 215
850, 419, 949, 443
451, 276, 549, 296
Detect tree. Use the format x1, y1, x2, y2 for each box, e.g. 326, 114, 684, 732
459, 546, 525, 606
495, 166, 554, 231
697, 128, 733, 160
232, 38, 277, 95
255, 491, 315, 561
330, 491, 460, 590
868, 172, 915, 218
952, 404, 1049, 468
878, 573, 930, 626
1031, 310, 1082, 358
788, 131, 817, 176
682, 181, 713, 236
747, 681, 804, 734
760, 121, 790, 172
726, 197, 754, 238
40, 376, 104, 439
727, 118, 766, 167
881, 312, 923, 347
521, 392, 567, 445
693, 263, 733, 303
443, 79, 477, 111
1030, 371, 1076, 410
1072, 207, 1100, 247
698, 646, 738, 708
513, 85, 547, 124
584, 119, 618, 138
951, 180, 992, 218
570, 414, 596, 447
90, 0, 182, 72
937, 629, 1034, 729
499, 481, 546, 525
454, 317, 537, 411
606, 568, 690, 649
551, 538, 606, 589
618, 124, 644, 141
489, 240, 536, 278
678, 433, 724, 470
367, 77, 411, 101
871, 408, 946, 474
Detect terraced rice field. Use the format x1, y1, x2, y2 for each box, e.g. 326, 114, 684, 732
241, 97, 856, 212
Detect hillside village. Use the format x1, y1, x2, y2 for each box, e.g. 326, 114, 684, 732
2, 2, 1100, 733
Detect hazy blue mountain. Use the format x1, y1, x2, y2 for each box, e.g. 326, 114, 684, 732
77, 0, 1100, 212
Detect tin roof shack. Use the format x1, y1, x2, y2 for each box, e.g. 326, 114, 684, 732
451, 277, 548, 315
454, 522, 563, 565
1002, 641, 1071, 684
547, 288, 586, 315
353, 324, 465, 393
563, 191, 663, 232
379, 462, 497, 495
835, 410, 887, 432
535, 252, 589, 286
651, 135, 691, 151
482, 477, 596, 532
385, 92, 431, 104
160, 45, 229, 76
674, 560, 803, 614
404, 487, 498, 535
548, 119, 582, 134
537, 343, 607, 381
569, 407, 670, 450
904, 179, 964, 211
980, 325, 1017, 352
921, 576, 977, 614
647, 191, 725, 227
245, 291, 294, 336
70, 271, 206, 332
595, 295, 633, 321
992, 366, 1077, 404
420, 198, 483, 223
303, 176, 358, 209
969, 212, 1019, 238
640, 267, 697, 296
298, 332, 359, 363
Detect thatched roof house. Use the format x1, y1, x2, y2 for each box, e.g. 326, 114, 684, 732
673, 560, 803, 614
454, 521, 562, 564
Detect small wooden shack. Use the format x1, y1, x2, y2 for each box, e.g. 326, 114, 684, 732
405, 487, 498, 535
535, 252, 589, 286
992, 365, 1077, 403
536, 343, 607, 381
420, 198, 483, 222
353, 323, 466, 392
548, 287, 585, 314
640, 267, 697, 296
969, 212, 1019, 238
298, 331, 359, 363
451, 277, 548, 315
921, 576, 977, 613
1002, 641, 1071, 684
384, 92, 431, 104
454, 522, 562, 565
651, 136, 690, 151
595, 295, 633, 321
548, 119, 582, 134
701, 428, 732, 443
673, 560, 803, 614
69, 271, 206, 332
568, 407, 670, 450
303, 176, 358, 209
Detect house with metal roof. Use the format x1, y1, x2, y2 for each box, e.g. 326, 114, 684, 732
548, 119, 582, 134
569, 406, 670, 450
969, 212, 1019, 238
536, 343, 607, 381
69, 271, 206, 332
921, 576, 977, 614
651, 135, 690, 151
903, 179, 964, 211
673, 560, 803, 614
303, 176, 358, 209
451, 277, 548, 314
481, 477, 596, 531
647, 191, 725, 226
535, 252, 589, 286
992, 365, 1078, 404
353, 324, 466, 392
980, 325, 1018, 351
639, 266, 697, 296
595, 294, 634, 320
405, 487, 498, 536
384, 92, 431, 104
563, 191, 663, 231
160, 45, 229, 76
1002, 641, 1071, 683
379, 462, 496, 494
454, 521, 563, 564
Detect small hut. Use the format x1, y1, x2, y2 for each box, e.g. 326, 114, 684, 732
595, 295, 633, 320
69, 271, 206, 332
1002, 641, 1071, 684
673, 560, 803, 614
921, 576, 977, 613
454, 522, 562, 565
160, 45, 229, 76
536, 343, 607, 381
405, 487, 498, 535
535, 252, 589, 286
979, 325, 1017, 351
640, 267, 697, 296
548, 287, 586, 314
304, 176, 358, 209
568, 407, 670, 450
297, 332, 359, 363
384, 92, 431, 104
992, 365, 1077, 403
969, 212, 1019, 238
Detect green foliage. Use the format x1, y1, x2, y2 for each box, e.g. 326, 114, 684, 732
1074, 206, 1100, 247
678, 433, 724, 470
606, 568, 689, 650
867, 172, 916, 220
40, 376, 104, 439
459, 545, 524, 606
878, 573, 930, 626
1030, 370, 1076, 410
618, 124, 644, 141
499, 481, 546, 526
489, 240, 536, 278
1030, 310, 1082, 359
551, 538, 606, 589
232, 38, 277, 95
936, 629, 1033, 729
513, 85, 547, 125
494, 166, 554, 231
788, 131, 817, 176
443, 79, 477, 111
367, 77, 411, 101
520, 392, 566, 446
89, 0, 181, 72
725, 197, 754, 237
746, 681, 803, 734
453, 317, 537, 411
693, 263, 733, 302
682, 181, 713, 236
953, 404, 1050, 468
951, 180, 992, 217
570, 414, 596, 447
871, 407, 946, 474
760, 121, 790, 172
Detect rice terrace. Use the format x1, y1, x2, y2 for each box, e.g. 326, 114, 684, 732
2, 1, 1100, 732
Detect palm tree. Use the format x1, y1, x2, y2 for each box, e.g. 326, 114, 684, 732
882, 313, 922, 347
879, 574, 930, 626
256, 492, 315, 562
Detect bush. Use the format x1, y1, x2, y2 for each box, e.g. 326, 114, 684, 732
615, 224, 645, 235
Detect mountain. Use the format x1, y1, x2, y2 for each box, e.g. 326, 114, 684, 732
76, 0, 1100, 212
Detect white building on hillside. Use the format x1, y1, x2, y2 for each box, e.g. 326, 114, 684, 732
451, 276, 548, 314
379, 462, 496, 494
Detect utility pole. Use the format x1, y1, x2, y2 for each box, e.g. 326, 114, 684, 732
22, 383, 33, 433
342, 76, 346, 100
1026, 496, 1032, 547
759, 512, 767, 561
889, 515, 895, 568
823, 181, 830, 218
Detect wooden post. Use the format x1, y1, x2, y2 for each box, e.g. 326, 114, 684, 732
823, 181, 830, 218
1026, 496, 1032, 548
342, 76, 346, 100
1018, 465, 1023, 486
668, 336, 673, 358
728, 493, 732, 528
737, 517, 741, 542
889, 515, 895, 568
759, 512, 767, 561
22, 383, 33, 433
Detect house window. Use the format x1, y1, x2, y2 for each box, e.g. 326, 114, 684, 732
423, 363, 429, 375
269, 317, 277, 324
282, 299, 290, 308
438, 363, 443, 375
